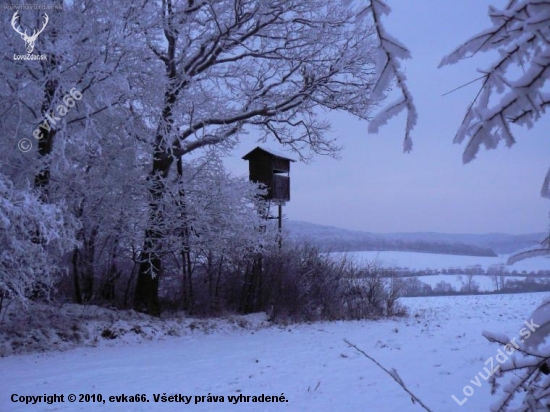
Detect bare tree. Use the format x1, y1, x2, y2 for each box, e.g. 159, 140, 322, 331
457, 273, 480, 294
132, 0, 387, 314
488, 264, 507, 292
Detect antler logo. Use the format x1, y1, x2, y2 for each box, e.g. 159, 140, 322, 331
11, 12, 49, 54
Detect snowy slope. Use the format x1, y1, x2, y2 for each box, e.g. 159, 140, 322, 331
1, 293, 548, 412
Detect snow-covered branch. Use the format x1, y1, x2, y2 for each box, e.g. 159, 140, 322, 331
366, 0, 417, 152
440, 0, 550, 186
483, 301, 550, 410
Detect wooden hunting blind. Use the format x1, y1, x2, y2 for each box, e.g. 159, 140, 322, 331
242, 146, 295, 202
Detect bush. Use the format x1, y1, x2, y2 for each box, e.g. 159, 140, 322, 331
153, 239, 408, 322
259, 243, 408, 322
0, 174, 78, 313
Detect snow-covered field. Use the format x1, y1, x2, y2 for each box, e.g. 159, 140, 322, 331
1, 293, 549, 412
334, 250, 550, 292
336, 250, 550, 273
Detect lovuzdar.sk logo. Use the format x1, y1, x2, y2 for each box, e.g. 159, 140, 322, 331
11, 11, 48, 61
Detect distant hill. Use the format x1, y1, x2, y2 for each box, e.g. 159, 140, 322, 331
286, 220, 546, 257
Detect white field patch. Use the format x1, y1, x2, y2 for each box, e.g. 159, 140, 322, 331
1, 293, 549, 411
333, 250, 550, 272
333, 250, 550, 292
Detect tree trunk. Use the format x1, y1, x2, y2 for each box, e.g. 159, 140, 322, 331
34, 58, 58, 193
177, 156, 194, 312
133, 153, 173, 316
134, 224, 162, 316
240, 253, 262, 314
133, 2, 180, 315
72, 248, 83, 304
134, 240, 161, 316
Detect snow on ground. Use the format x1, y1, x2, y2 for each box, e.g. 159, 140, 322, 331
334, 250, 550, 272
332, 250, 550, 292
0, 303, 271, 357
1, 293, 549, 412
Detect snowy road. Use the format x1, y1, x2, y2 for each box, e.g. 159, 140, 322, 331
1, 293, 545, 411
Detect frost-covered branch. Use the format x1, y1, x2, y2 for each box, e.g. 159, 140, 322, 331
483, 301, 550, 410
0, 174, 79, 307
142, 0, 380, 162
440, 0, 550, 198
365, 0, 417, 152
542, 167, 550, 199
344, 339, 433, 412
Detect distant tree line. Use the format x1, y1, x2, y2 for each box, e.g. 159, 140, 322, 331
402, 276, 550, 297
391, 266, 550, 278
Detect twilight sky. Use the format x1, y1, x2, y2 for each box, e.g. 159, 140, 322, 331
222, 0, 550, 235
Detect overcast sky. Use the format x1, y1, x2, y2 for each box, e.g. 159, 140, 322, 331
221, 0, 550, 235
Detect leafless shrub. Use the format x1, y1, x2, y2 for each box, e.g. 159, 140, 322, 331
260, 243, 408, 322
